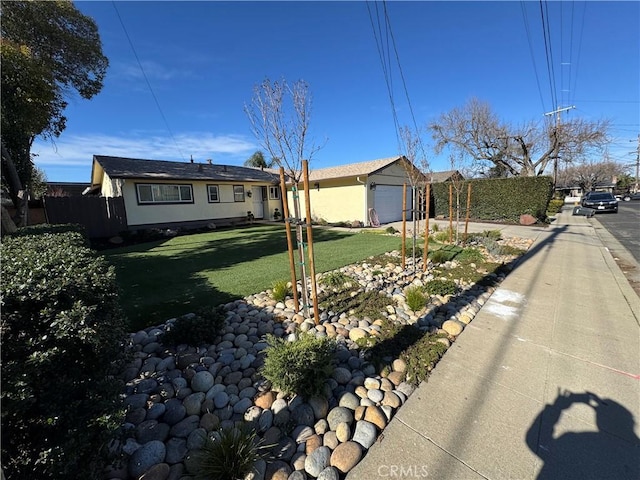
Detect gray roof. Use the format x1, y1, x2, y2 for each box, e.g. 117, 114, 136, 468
94, 156, 279, 184
306, 156, 404, 181
428, 170, 463, 183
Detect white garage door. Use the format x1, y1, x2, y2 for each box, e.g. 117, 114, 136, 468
374, 185, 412, 224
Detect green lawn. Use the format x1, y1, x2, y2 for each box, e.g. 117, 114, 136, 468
105, 225, 401, 331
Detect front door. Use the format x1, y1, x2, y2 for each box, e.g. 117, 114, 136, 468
251, 186, 264, 219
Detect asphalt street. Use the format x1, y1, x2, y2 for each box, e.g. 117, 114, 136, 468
594, 201, 640, 263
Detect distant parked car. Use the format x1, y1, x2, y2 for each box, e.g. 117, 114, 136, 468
621, 192, 640, 201
580, 192, 618, 213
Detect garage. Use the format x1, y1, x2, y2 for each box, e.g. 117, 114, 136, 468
373, 185, 412, 224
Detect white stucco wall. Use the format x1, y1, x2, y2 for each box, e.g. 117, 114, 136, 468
112, 179, 278, 227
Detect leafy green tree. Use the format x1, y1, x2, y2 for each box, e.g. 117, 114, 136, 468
1, 0, 108, 224
244, 150, 272, 168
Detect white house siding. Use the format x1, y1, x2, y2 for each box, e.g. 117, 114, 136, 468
119, 180, 278, 228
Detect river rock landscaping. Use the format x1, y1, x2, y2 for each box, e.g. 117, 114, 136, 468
107, 234, 533, 480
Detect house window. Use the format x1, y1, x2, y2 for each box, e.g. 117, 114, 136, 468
136, 183, 193, 204
233, 185, 245, 202
207, 185, 220, 203
269, 186, 280, 200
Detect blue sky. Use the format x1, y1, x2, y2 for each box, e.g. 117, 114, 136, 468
33, 1, 639, 183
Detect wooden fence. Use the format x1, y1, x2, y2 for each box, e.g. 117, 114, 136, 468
44, 196, 127, 238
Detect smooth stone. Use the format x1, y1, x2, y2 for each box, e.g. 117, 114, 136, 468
326, 407, 353, 431
381, 391, 401, 408
258, 409, 274, 433
136, 420, 170, 444
338, 392, 360, 411
162, 399, 186, 426
336, 422, 351, 443
352, 421, 377, 449
305, 434, 322, 455
314, 419, 329, 435
213, 391, 229, 409
322, 431, 339, 450
199, 412, 219, 431
128, 440, 166, 478
183, 392, 205, 416
292, 425, 315, 444
191, 371, 214, 392
165, 437, 188, 464
186, 428, 207, 450
331, 367, 352, 385
233, 397, 253, 414
367, 389, 384, 403
292, 403, 315, 427
363, 378, 380, 390
317, 466, 340, 480
265, 460, 292, 480
442, 319, 464, 336
273, 436, 297, 461
308, 396, 329, 419
304, 446, 331, 478
330, 441, 363, 474
169, 415, 199, 438
348, 328, 367, 341
364, 405, 387, 430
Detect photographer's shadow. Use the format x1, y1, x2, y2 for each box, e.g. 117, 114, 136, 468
526, 390, 640, 479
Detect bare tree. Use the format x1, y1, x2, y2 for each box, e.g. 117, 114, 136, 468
245, 78, 324, 317
245, 78, 323, 182
429, 98, 609, 177
557, 160, 626, 193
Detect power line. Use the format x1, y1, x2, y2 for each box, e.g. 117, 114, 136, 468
521, 1, 547, 112
382, 1, 429, 163
366, 1, 402, 153
112, 2, 185, 161
539, 0, 558, 111
570, 1, 587, 107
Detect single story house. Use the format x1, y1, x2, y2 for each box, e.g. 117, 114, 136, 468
285, 156, 432, 226
88, 155, 282, 231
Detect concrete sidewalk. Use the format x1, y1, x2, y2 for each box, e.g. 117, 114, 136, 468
347, 208, 640, 480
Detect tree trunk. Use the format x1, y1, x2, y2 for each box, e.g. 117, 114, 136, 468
1, 143, 29, 227
1, 206, 18, 235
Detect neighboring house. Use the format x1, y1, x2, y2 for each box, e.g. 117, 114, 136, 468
46, 182, 90, 196
284, 156, 430, 226
88, 155, 282, 231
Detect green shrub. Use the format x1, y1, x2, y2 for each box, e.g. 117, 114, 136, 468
405, 286, 426, 312
431, 177, 553, 223
364, 320, 448, 384
162, 307, 225, 347
424, 279, 458, 296
468, 230, 502, 242
399, 240, 423, 258
428, 245, 462, 264
9, 222, 88, 240
271, 279, 290, 302
385, 226, 398, 234
456, 247, 485, 264
320, 271, 354, 291
431, 223, 440, 232
401, 334, 449, 385
261, 334, 336, 398
547, 199, 564, 215
1, 230, 128, 479
432, 230, 452, 243
368, 253, 401, 266
190, 424, 271, 480
319, 289, 393, 320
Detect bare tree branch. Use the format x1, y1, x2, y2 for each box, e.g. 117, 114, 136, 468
429, 98, 610, 177
244, 78, 324, 182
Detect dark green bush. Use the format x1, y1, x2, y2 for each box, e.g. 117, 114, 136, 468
428, 245, 462, 263
161, 306, 226, 347
320, 271, 355, 291
319, 289, 393, 320
424, 279, 458, 296
432, 176, 553, 223
261, 334, 336, 398
9, 222, 88, 241
1, 231, 128, 479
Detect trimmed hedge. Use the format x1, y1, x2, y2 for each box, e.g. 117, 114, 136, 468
1, 227, 128, 479
432, 176, 553, 223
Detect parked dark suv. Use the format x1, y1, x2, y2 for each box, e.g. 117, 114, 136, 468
580, 192, 618, 213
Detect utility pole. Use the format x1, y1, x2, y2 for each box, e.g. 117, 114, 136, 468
544, 105, 576, 188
